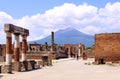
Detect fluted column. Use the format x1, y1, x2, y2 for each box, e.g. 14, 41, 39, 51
5, 32, 12, 65
21, 35, 27, 61
14, 33, 20, 62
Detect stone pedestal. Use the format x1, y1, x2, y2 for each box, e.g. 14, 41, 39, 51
12, 62, 21, 71
29, 60, 36, 69
1, 65, 12, 73
48, 59, 52, 66
35, 60, 42, 68
21, 61, 28, 71
42, 56, 48, 67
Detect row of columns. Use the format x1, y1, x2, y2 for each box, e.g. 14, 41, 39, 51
6, 31, 28, 65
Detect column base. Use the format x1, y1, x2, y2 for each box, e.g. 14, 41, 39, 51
12, 62, 21, 72
1, 65, 12, 74
21, 61, 28, 71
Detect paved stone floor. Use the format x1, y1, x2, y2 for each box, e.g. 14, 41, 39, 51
1, 58, 120, 80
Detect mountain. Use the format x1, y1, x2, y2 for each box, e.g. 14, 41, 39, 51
30, 27, 94, 47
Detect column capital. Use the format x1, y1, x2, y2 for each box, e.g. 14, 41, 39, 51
22, 34, 28, 40
22, 33, 28, 37
14, 33, 20, 36
5, 31, 12, 37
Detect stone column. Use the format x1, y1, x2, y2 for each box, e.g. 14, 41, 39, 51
78, 44, 82, 57
68, 47, 71, 58
5, 32, 12, 65
81, 45, 85, 54
21, 35, 27, 61
14, 33, 20, 62
51, 32, 54, 51
45, 42, 48, 51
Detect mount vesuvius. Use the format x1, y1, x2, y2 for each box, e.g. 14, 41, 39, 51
30, 27, 94, 47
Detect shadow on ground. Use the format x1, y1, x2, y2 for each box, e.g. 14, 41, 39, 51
0, 75, 3, 78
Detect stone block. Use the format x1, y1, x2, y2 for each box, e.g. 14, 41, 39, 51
21, 61, 28, 71
12, 62, 21, 72
1, 65, 12, 73
30, 60, 36, 69
35, 60, 42, 68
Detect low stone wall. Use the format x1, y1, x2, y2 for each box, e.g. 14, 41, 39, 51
0, 59, 52, 74
1, 65, 12, 73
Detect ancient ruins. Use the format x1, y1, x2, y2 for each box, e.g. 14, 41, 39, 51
1, 23, 120, 75
0, 23, 86, 74
95, 33, 120, 64
0, 24, 45, 73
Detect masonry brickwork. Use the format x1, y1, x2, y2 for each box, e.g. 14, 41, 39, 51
95, 33, 120, 63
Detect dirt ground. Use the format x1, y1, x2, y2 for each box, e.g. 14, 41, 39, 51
1, 58, 120, 80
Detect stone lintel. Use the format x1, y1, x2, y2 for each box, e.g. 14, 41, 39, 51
4, 23, 29, 36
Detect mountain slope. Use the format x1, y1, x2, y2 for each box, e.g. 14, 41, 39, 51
30, 27, 94, 47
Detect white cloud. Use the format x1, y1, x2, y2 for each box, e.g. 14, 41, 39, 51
80, 26, 101, 35
0, 2, 120, 43
98, 2, 120, 29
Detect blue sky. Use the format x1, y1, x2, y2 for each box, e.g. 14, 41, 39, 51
0, 0, 120, 43
0, 0, 118, 18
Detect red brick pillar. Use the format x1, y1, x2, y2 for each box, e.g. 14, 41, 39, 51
14, 33, 20, 62
21, 35, 27, 61
5, 32, 12, 65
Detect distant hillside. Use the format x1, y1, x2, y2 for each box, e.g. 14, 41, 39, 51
30, 27, 94, 47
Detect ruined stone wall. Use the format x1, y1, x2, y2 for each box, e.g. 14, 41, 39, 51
95, 33, 120, 63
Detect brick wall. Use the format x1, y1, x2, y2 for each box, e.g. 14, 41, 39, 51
26, 54, 42, 59
95, 33, 120, 63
